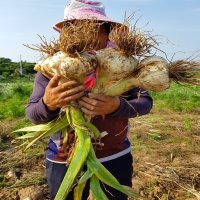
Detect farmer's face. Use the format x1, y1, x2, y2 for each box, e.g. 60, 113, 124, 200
96, 25, 109, 50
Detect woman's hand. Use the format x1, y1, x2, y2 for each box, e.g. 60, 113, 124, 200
43, 75, 85, 111
79, 93, 120, 117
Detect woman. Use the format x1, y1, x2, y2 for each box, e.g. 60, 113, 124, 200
26, 0, 153, 199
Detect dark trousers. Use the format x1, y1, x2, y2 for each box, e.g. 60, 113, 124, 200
46, 153, 133, 200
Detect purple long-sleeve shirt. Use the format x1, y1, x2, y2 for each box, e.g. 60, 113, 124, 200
26, 72, 153, 163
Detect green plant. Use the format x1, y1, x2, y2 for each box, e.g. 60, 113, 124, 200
0, 82, 33, 119
2, 71, 10, 77
183, 117, 193, 132
151, 84, 200, 112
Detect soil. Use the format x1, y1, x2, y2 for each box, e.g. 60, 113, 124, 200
0, 106, 199, 200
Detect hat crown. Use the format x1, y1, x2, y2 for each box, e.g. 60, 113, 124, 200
64, 0, 106, 20
53, 0, 119, 32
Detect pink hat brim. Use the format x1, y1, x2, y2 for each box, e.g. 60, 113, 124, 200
53, 12, 121, 32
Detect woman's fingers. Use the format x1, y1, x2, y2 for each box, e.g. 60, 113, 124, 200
60, 85, 85, 98
80, 107, 97, 117
60, 91, 85, 107
54, 80, 81, 93
79, 99, 102, 111
80, 93, 120, 116
80, 96, 104, 106
48, 75, 61, 88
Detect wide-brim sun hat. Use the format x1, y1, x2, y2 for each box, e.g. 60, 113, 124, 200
53, 0, 121, 32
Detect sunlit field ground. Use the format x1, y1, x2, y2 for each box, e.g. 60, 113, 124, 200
0, 76, 199, 199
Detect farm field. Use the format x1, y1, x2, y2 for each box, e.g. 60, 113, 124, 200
0, 76, 199, 200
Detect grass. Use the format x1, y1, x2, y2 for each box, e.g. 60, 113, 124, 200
183, 117, 193, 132
0, 74, 34, 83
0, 77, 33, 151
151, 84, 200, 113
9, 175, 46, 188
0, 82, 33, 119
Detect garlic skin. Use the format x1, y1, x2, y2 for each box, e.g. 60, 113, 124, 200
36, 51, 98, 83
136, 56, 171, 92
104, 56, 171, 96
96, 48, 138, 80
94, 48, 138, 93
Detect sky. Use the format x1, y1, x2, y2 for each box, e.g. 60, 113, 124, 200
0, 0, 200, 63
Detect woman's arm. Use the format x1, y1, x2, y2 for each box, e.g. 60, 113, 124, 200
79, 88, 153, 118
110, 88, 153, 118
